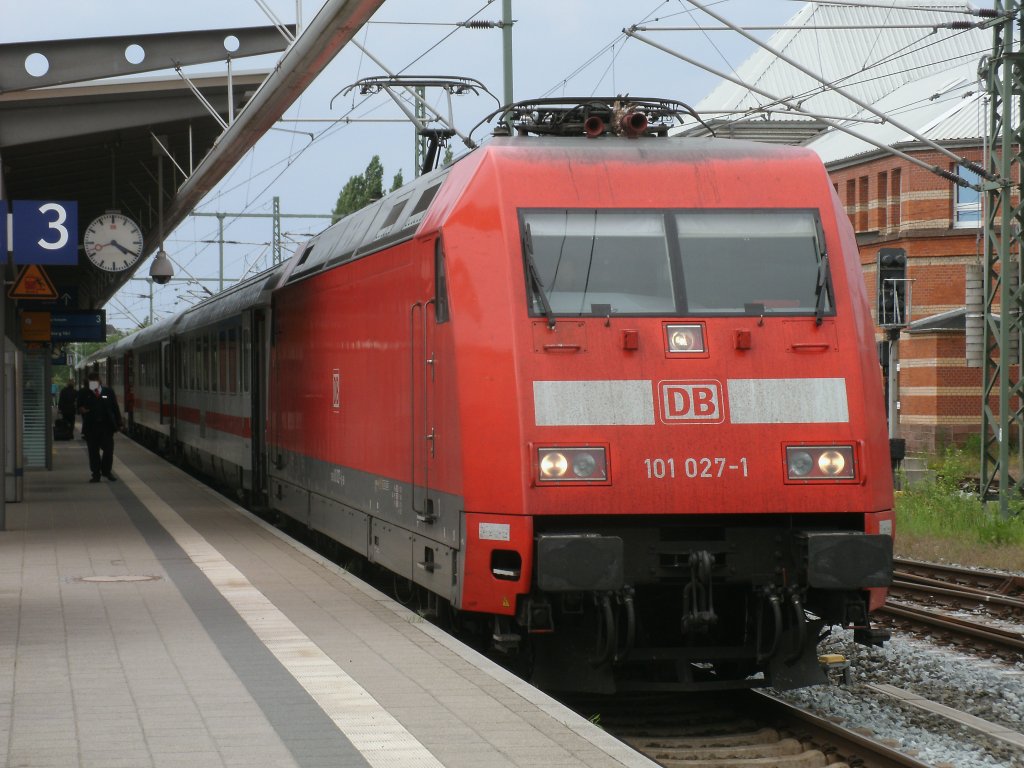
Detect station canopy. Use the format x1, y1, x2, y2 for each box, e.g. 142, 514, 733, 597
0, 0, 385, 314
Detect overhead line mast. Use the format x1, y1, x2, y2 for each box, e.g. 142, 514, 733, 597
980, 1, 1024, 516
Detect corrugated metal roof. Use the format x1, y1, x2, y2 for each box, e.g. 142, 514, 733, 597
808, 60, 988, 163
695, 0, 989, 143
685, 116, 830, 145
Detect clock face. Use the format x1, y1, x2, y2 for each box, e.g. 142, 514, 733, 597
82, 213, 144, 272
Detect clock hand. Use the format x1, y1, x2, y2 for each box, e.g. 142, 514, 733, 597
108, 240, 137, 256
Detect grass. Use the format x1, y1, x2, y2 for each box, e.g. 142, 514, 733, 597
895, 441, 1024, 571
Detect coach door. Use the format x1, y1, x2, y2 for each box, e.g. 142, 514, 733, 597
249, 310, 268, 502
160, 340, 174, 435
124, 351, 135, 430
410, 238, 447, 523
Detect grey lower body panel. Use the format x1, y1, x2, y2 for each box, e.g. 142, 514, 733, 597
269, 448, 464, 605
310, 493, 369, 558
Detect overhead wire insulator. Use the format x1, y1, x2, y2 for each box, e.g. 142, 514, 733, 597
459, 20, 500, 29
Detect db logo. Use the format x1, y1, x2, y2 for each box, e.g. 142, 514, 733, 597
659, 380, 724, 423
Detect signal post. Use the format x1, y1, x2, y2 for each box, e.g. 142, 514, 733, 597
877, 247, 910, 484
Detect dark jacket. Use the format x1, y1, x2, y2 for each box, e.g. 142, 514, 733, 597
77, 385, 123, 438
58, 385, 77, 417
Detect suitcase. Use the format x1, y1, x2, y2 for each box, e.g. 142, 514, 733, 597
53, 419, 73, 441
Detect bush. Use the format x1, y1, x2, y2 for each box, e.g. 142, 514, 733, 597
898, 443, 1024, 546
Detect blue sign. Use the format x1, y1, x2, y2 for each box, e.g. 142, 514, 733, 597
50, 309, 106, 342
12, 200, 78, 265
0, 200, 7, 262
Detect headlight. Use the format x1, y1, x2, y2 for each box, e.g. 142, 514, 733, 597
539, 451, 568, 478
788, 450, 814, 477
818, 450, 846, 476
786, 445, 855, 481
537, 447, 608, 483
666, 324, 705, 354
573, 452, 597, 477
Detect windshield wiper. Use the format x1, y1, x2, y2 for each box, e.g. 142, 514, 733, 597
814, 219, 833, 326
523, 224, 556, 329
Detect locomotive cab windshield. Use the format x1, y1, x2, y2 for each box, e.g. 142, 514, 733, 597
521, 208, 834, 318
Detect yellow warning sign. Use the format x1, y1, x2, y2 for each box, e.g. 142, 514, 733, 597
9, 264, 58, 300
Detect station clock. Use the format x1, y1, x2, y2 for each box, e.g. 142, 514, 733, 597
82, 212, 144, 272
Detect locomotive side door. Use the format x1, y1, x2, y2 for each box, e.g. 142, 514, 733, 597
410, 238, 447, 522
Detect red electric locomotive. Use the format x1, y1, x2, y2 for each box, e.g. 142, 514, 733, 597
93, 98, 894, 691
267, 98, 893, 690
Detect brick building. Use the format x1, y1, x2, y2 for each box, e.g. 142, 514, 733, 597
828, 148, 985, 451
688, 1, 991, 452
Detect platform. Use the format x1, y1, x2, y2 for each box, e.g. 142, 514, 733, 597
0, 435, 656, 768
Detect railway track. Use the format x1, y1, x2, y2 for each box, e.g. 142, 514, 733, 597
558, 560, 1024, 766
562, 691, 933, 767
882, 558, 1024, 656
893, 557, 1024, 597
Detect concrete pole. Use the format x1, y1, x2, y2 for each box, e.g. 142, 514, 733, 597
502, 0, 513, 106
218, 213, 225, 293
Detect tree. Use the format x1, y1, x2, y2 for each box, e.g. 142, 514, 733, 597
332, 155, 387, 222
390, 170, 404, 193
364, 155, 384, 201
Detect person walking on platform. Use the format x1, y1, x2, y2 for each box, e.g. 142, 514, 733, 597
57, 380, 77, 435
78, 372, 123, 483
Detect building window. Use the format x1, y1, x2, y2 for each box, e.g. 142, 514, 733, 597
954, 164, 982, 228
846, 179, 856, 229
890, 169, 902, 231
858, 176, 869, 231
877, 171, 888, 231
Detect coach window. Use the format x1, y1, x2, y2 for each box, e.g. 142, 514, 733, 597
435, 239, 450, 323
228, 327, 239, 394
212, 329, 223, 391
163, 346, 171, 391
242, 327, 250, 394
211, 332, 220, 393
202, 335, 211, 392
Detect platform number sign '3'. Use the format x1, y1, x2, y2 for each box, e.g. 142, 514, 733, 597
6, 200, 78, 265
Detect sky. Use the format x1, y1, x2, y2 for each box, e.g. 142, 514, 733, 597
0, 0, 978, 328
